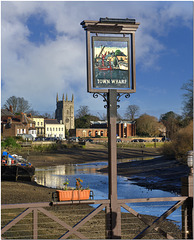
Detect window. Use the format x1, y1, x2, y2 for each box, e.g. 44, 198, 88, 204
53, 128, 54, 131
37, 122, 39, 126
50, 128, 52, 131
59, 128, 60, 131
56, 128, 57, 131
20, 129, 23, 134
41, 122, 43, 126
24, 129, 26, 134
101, 131, 103, 137
47, 128, 49, 131
17, 129, 19, 134
62, 128, 63, 131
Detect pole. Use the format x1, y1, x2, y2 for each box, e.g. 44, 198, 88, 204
107, 89, 121, 239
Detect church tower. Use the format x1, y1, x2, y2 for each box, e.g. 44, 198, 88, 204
55, 93, 75, 131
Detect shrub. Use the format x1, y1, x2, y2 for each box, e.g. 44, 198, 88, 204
1, 137, 21, 149
160, 121, 193, 162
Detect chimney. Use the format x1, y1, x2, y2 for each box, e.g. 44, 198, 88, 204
9, 105, 13, 113
7, 117, 12, 124
21, 113, 25, 122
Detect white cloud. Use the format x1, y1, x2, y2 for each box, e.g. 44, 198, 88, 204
1, 1, 193, 116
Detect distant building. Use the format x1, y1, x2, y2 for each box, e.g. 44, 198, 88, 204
76, 120, 136, 138
55, 93, 75, 131
44, 119, 65, 138
1, 106, 36, 138
32, 116, 45, 136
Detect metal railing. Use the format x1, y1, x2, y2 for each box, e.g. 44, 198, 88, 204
2, 196, 191, 239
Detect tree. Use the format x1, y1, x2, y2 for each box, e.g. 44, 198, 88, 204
76, 106, 90, 118
4, 96, 31, 113
75, 115, 100, 128
181, 79, 193, 119
136, 114, 160, 137
125, 105, 140, 121
160, 111, 182, 139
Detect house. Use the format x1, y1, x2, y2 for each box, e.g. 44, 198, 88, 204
44, 119, 65, 139
1, 106, 37, 139
32, 116, 45, 136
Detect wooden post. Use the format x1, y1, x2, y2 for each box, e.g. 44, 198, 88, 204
107, 89, 121, 239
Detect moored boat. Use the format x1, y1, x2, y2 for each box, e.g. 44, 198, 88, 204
1, 151, 35, 181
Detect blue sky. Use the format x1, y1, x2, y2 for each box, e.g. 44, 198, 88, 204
1, 1, 193, 120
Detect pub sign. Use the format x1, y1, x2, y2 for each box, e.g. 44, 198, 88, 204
92, 37, 130, 89
81, 18, 140, 93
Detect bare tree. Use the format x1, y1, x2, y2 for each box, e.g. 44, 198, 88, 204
4, 96, 31, 113
76, 105, 90, 118
125, 105, 140, 121
181, 79, 193, 119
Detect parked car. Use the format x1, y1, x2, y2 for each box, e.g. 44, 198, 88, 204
152, 139, 160, 142
131, 139, 139, 142
162, 136, 170, 142
138, 139, 146, 142
116, 139, 122, 142
34, 137, 45, 141
45, 137, 57, 142
85, 139, 93, 143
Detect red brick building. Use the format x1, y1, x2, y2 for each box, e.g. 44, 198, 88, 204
1, 106, 36, 138
76, 121, 136, 138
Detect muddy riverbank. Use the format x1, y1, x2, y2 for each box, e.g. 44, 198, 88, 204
1, 147, 189, 203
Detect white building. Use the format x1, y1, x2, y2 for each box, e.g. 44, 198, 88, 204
45, 119, 65, 139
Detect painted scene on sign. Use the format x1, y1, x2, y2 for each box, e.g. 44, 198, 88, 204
92, 37, 130, 89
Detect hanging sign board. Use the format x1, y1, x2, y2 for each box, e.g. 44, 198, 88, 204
92, 37, 130, 89
81, 19, 140, 93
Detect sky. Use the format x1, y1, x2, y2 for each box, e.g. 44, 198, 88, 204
1, 1, 193, 120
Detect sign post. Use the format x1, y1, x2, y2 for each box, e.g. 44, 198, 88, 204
81, 18, 139, 238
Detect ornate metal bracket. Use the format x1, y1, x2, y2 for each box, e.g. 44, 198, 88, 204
93, 92, 130, 109
93, 93, 108, 108
117, 93, 130, 109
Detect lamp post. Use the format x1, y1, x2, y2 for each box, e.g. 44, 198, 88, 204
181, 150, 193, 239
187, 151, 193, 173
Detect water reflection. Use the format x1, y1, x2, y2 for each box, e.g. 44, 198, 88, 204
35, 161, 181, 227
35, 162, 108, 189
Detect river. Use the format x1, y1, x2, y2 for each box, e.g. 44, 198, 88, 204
35, 159, 181, 228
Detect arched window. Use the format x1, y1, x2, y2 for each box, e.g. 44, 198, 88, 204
101, 131, 103, 136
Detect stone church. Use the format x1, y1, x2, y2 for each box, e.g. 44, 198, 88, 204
55, 94, 75, 131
